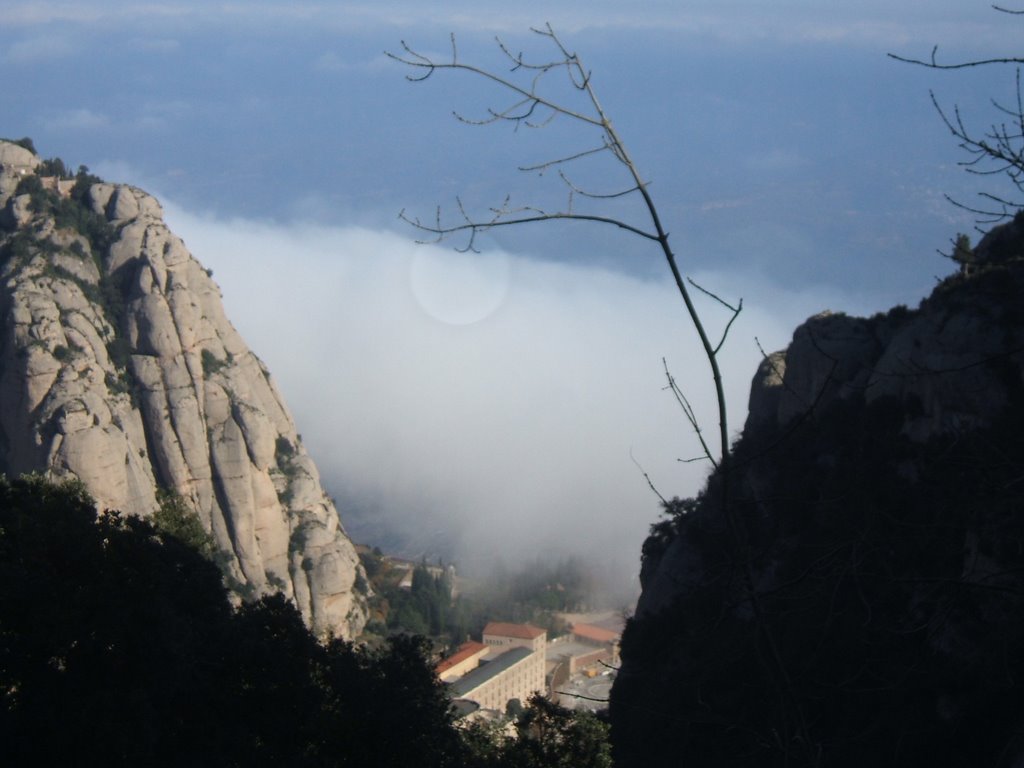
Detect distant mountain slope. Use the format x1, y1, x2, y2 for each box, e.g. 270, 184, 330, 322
611, 220, 1024, 766
0, 139, 366, 638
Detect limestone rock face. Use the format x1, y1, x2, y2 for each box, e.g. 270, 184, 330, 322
0, 140, 367, 638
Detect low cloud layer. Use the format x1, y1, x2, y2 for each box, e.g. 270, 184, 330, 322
163, 203, 877, 596
3, 1, 1016, 48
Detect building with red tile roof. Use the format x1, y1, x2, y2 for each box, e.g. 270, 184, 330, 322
572, 623, 620, 645
482, 622, 547, 655
443, 622, 548, 713
450, 647, 544, 711
483, 622, 546, 640
436, 641, 489, 682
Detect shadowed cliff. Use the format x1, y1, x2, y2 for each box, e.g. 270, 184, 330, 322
611, 219, 1024, 766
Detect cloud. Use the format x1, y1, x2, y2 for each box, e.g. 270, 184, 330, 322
43, 108, 110, 131
3, 2, 196, 27
3, 1, 1019, 49
4, 34, 76, 63
4, 5, 104, 25
129, 37, 181, 53
132, 99, 193, 131
159, 201, 867, 595
745, 148, 806, 173
312, 51, 347, 72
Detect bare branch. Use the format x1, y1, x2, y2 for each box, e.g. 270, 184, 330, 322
555, 690, 609, 703
392, 28, 733, 475
891, 17, 1024, 222
687, 277, 740, 314
663, 358, 717, 469
687, 277, 743, 354
518, 143, 611, 172
943, 192, 1019, 222
386, 35, 604, 128
558, 170, 640, 200
887, 48, 1024, 70
678, 455, 713, 464
630, 449, 668, 504
392, 45, 742, 684
401, 204, 662, 244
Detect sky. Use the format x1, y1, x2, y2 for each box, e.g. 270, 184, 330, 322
3, 1, 1021, 598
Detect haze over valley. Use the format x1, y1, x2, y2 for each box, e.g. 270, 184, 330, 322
7, 4, 1024, 764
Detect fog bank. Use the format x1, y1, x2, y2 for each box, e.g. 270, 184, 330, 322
164, 204, 882, 595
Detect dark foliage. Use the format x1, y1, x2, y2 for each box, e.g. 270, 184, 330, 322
0, 475, 237, 766
37, 157, 68, 178
612, 374, 1024, 766
386, 560, 454, 637
505, 694, 612, 768
201, 348, 230, 376
460, 693, 612, 768
152, 487, 216, 560
1, 136, 37, 154
0, 475, 470, 767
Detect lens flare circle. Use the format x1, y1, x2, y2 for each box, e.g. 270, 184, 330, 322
409, 247, 510, 325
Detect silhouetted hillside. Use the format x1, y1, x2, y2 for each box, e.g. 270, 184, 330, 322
612, 220, 1024, 766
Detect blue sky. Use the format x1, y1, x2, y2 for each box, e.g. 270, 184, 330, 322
3, 2, 1020, 593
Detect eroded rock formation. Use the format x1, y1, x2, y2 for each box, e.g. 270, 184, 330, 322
0, 140, 366, 638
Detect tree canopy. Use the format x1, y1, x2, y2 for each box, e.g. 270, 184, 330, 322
0, 474, 612, 766
0, 475, 465, 767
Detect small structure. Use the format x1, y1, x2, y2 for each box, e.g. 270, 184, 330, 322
39, 176, 76, 198
388, 557, 455, 592
0, 141, 39, 175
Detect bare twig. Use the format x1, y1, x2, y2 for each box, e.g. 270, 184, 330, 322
518, 143, 610, 172
890, 15, 1024, 222
662, 358, 716, 469
555, 690, 610, 703
558, 170, 641, 200
630, 448, 668, 505
688, 277, 743, 354
888, 48, 1024, 70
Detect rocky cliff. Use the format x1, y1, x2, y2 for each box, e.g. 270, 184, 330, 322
0, 140, 367, 638
611, 221, 1024, 766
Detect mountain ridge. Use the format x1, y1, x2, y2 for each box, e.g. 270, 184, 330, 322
0, 138, 367, 638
